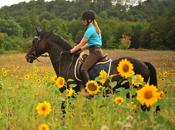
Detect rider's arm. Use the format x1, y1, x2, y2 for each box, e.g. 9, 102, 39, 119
70, 37, 88, 53
81, 43, 88, 50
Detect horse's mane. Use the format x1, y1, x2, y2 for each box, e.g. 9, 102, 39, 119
39, 31, 73, 50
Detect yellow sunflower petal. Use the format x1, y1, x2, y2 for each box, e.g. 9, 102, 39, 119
117, 59, 135, 78
99, 70, 107, 85
36, 101, 52, 116
56, 77, 65, 88
85, 80, 100, 95
38, 123, 50, 130
115, 96, 123, 105
136, 84, 158, 107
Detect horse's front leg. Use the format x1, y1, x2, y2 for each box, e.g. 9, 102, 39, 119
61, 101, 66, 117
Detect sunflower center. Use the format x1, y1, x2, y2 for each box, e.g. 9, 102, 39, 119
118, 99, 122, 103
136, 78, 140, 81
123, 64, 129, 72
42, 106, 46, 111
42, 127, 46, 130
88, 83, 97, 91
160, 93, 163, 98
144, 91, 152, 99
59, 80, 63, 85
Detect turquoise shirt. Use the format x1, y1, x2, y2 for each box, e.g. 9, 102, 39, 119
84, 24, 102, 47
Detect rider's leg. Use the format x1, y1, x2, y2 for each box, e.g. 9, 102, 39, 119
80, 47, 103, 87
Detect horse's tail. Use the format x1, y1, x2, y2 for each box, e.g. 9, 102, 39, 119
144, 62, 158, 87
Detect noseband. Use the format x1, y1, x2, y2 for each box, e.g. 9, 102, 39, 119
29, 37, 49, 61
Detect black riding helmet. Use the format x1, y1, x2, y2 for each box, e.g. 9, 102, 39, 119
79, 10, 96, 26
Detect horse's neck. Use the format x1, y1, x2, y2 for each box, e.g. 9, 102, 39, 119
45, 41, 76, 77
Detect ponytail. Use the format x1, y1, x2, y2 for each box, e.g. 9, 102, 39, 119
93, 20, 101, 34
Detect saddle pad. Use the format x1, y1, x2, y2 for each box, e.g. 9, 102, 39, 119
74, 58, 112, 81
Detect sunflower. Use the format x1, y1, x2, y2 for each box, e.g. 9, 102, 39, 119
85, 80, 100, 95
45, 70, 49, 73
136, 84, 158, 107
34, 71, 37, 75
158, 91, 164, 99
161, 78, 164, 82
36, 101, 51, 116
43, 77, 46, 81
98, 70, 107, 85
127, 102, 136, 109
117, 59, 135, 78
25, 75, 29, 80
163, 71, 168, 77
37, 79, 41, 83
53, 75, 57, 81
35, 68, 39, 72
1, 68, 5, 72
66, 88, 74, 97
56, 77, 65, 88
115, 96, 123, 105
3, 71, 7, 77
131, 74, 144, 87
38, 123, 50, 130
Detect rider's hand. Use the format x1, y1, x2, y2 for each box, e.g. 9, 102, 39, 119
62, 51, 72, 55
75, 48, 82, 53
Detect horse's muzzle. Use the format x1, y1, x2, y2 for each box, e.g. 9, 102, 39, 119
25, 55, 34, 63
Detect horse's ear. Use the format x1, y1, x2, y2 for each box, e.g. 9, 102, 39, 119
39, 27, 42, 32
35, 26, 41, 35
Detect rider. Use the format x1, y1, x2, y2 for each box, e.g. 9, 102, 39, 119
69, 9, 103, 87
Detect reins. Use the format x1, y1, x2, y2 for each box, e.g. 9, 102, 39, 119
36, 51, 75, 79
32, 36, 75, 79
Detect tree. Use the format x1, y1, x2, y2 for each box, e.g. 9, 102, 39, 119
17, 16, 33, 37
39, 11, 56, 21
0, 18, 23, 37
40, 19, 50, 31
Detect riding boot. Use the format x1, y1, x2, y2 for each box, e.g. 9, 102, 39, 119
80, 69, 90, 87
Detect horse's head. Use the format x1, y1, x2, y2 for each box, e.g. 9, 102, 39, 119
25, 27, 47, 63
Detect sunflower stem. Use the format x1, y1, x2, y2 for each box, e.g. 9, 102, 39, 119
65, 81, 69, 117
129, 77, 133, 115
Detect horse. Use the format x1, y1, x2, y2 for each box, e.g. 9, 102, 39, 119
25, 27, 158, 113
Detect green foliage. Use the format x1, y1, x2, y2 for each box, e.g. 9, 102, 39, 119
0, 0, 175, 50
54, 23, 72, 41
0, 18, 23, 37
0, 33, 28, 51
139, 17, 175, 50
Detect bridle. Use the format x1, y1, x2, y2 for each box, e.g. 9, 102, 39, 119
29, 37, 49, 62
28, 36, 75, 79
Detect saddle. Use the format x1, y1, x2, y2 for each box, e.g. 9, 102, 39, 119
77, 52, 109, 76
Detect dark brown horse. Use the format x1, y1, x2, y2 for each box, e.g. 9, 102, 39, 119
25, 28, 157, 94
25, 28, 159, 114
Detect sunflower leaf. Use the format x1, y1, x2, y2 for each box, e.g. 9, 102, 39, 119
58, 96, 65, 101
109, 81, 117, 88
140, 111, 149, 121
53, 86, 59, 91
69, 84, 77, 88
120, 89, 129, 97
115, 88, 125, 92
131, 88, 138, 95
95, 77, 102, 81
120, 80, 128, 85
67, 79, 74, 82
47, 82, 52, 87
108, 74, 117, 78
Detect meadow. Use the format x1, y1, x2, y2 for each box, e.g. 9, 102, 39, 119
0, 50, 175, 130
